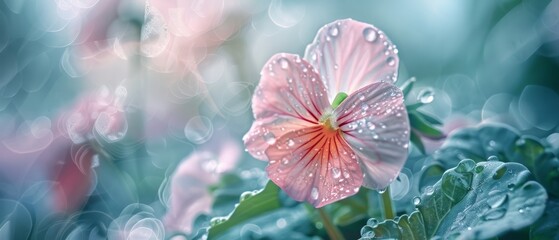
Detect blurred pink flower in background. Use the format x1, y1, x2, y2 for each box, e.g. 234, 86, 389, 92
244, 19, 410, 207
141, 0, 245, 73
71, 0, 248, 141
163, 135, 241, 233
0, 88, 126, 214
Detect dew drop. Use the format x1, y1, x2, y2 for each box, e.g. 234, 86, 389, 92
417, 88, 435, 104
264, 132, 276, 145
482, 208, 506, 221
328, 25, 339, 37
486, 194, 508, 209
456, 159, 476, 173
240, 191, 255, 202
413, 196, 421, 206
366, 218, 378, 227
492, 166, 507, 180
210, 216, 228, 227
424, 186, 434, 195
278, 57, 289, 69
487, 155, 499, 161
343, 171, 350, 178
363, 27, 378, 42
287, 139, 295, 147
377, 187, 387, 194
282, 157, 289, 165
507, 183, 515, 190
360, 225, 374, 237
276, 218, 287, 229
332, 167, 341, 178
311, 187, 319, 200
386, 57, 396, 66
367, 122, 376, 130
475, 165, 485, 173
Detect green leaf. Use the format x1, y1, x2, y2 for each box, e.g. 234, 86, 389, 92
410, 130, 426, 154
530, 198, 559, 240
328, 188, 371, 226
207, 181, 282, 238
420, 123, 559, 197
408, 112, 445, 139
417, 111, 443, 126
361, 159, 548, 239
400, 76, 416, 97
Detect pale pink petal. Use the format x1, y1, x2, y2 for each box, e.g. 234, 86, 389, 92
304, 19, 400, 99
265, 126, 363, 208
334, 82, 409, 189
163, 152, 217, 233
244, 53, 330, 160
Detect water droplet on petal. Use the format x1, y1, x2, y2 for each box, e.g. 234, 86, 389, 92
386, 57, 396, 66
418, 88, 435, 104
328, 25, 339, 37
363, 27, 378, 42
343, 171, 350, 178
332, 167, 341, 178
487, 155, 499, 161
278, 57, 289, 69
287, 139, 295, 147
311, 187, 319, 200
264, 132, 276, 145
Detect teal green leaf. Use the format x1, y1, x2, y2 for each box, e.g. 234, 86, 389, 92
410, 130, 426, 154
207, 181, 282, 238
400, 76, 416, 97
361, 159, 548, 239
408, 112, 445, 139
420, 123, 559, 197
530, 198, 559, 240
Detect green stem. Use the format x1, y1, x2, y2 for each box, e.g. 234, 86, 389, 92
331, 92, 348, 109
317, 207, 346, 240
380, 187, 395, 220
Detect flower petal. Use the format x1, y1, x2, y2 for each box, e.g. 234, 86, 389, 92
335, 82, 409, 189
304, 19, 400, 100
265, 126, 363, 208
244, 53, 330, 160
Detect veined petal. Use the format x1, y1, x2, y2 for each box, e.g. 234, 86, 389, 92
335, 82, 409, 189
304, 19, 400, 100
244, 53, 330, 160
265, 126, 363, 208
243, 116, 313, 160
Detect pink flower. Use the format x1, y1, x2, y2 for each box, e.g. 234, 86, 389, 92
163, 135, 240, 233
243, 19, 410, 207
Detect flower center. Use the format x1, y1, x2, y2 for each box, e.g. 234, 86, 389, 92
319, 92, 348, 132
